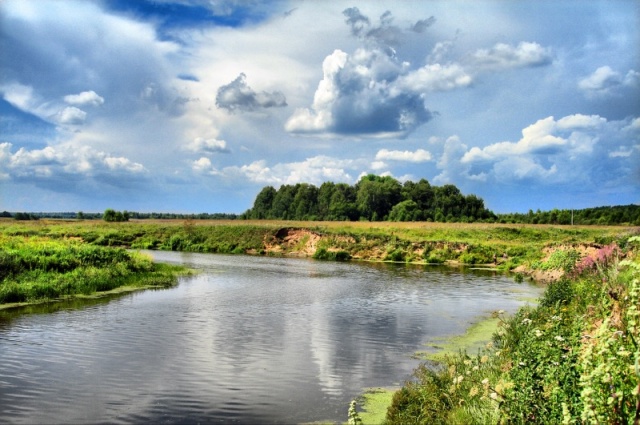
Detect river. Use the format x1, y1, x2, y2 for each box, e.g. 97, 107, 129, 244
0, 251, 542, 424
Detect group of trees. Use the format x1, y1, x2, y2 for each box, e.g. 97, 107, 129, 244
243, 174, 496, 222
497, 204, 640, 226
102, 209, 130, 222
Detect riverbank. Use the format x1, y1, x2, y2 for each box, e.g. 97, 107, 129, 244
385, 236, 640, 424
0, 234, 190, 308
1, 219, 636, 282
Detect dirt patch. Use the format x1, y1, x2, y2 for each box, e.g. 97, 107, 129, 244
264, 228, 321, 257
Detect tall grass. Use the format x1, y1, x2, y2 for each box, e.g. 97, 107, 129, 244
386, 237, 640, 424
0, 235, 184, 305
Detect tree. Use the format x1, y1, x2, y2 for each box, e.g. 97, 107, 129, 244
103, 208, 129, 222
250, 186, 277, 219
317, 182, 336, 220
290, 183, 319, 220
388, 200, 419, 221
270, 185, 298, 219
329, 184, 358, 220
355, 175, 402, 221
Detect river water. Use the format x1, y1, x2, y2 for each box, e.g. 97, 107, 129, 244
0, 252, 542, 424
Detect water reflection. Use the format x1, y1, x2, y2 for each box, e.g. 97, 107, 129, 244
0, 252, 541, 424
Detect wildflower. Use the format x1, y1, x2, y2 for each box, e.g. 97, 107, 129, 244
480, 355, 489, 363
454, 375, 464, 384
469, 386, 479, 397
464, 359, 472, 366
555, 335, 565, 342
535, 329, 543, 337
490, 392, 499, 400
472, 365, 479, 371
551, 315, 562, 321
498, 310, 505, 315
495, 350, 501, 357
521, 318, 532, 325
481, 378, 490, 386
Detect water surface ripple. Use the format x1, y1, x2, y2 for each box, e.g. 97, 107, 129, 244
0, 252, 541, 424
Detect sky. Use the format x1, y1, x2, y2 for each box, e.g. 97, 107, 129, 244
0, 0, 638, 214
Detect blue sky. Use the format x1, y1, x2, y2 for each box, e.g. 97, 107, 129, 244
1, 0, 638, 214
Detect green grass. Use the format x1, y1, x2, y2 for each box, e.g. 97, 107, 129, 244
386, 237, 640, 424
0, 234, 188, 306
357, 388, 397, 424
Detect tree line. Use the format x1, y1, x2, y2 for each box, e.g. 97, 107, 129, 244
242, 174, 495, 222
497, 204, 640, 226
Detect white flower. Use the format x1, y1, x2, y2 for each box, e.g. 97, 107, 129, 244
521, 318, 532, 325
535, 329, 543, 337
555, 336, 565, 342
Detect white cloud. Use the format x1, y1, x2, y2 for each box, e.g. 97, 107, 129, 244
578, 66, 640, 98
394, 63, 471, 92
285, 46, 438, 137
0, 142, 147, 188
556, 114, 606, 130
187, 137, 230, 154
448, 115, 640, 186
375, 148, 432, 162
57, 106, 87, 125
471, 41, 553, 69
199, 155, 370, 187
192, 157, 216, 174
63, 90, 105, 106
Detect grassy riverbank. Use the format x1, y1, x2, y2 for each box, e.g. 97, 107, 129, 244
383, 237, 640, 424
1, 219, 635, 275
0, 234, 189, 308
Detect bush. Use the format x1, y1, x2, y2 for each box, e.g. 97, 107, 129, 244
313, 247, 351, 261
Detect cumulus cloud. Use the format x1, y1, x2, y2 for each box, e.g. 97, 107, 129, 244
471, 41, 553, 69
394, 63, 471, 92
194, 154, 371, 187
285, 8, 475, 138
375, 148, 432, 162
63, 90, 104, 106
187, 137, 230, 154
447, 114, 640, 186
0, 142, 146, 190
285, 46, 457, 137
578, 66, 640, 98
285, 45, 474, 137
57, 106, 87, 125
216, 73, 287, 112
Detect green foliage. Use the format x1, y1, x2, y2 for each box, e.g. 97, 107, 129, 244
497, 204, 640, 225
531, 248, 581, 272
0, 236, 184, 304
312, 247, 351, 261
387, 237, 640, 424
385, 248, 406, 262
244, 174, 495, 222
102, 208, 129, 222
